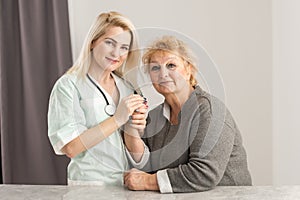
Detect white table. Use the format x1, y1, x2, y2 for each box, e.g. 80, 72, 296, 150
1, 184, 300, 200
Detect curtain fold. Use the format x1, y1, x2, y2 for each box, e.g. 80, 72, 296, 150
0, 0, 71, 184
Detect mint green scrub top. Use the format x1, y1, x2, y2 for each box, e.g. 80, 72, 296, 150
48, 73, 131, 186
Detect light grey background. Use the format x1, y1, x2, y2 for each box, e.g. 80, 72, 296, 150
67, 0, 300, 186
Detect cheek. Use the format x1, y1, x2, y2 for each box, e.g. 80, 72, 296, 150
119, 53, 128, 62
149, 73, 159, 84
94, 43, 107, 52
93, 47, 105, 60
174, 68, 189, 80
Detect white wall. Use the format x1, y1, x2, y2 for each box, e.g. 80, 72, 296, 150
68, 0, 274, 185
273, 0, 300, 185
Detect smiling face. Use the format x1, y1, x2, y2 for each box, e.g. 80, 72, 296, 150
91, 26, 131, 72
148, 51, 192, 96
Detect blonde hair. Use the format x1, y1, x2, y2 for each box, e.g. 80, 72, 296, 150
67, 11, 139, 77
142, 35, 198, 86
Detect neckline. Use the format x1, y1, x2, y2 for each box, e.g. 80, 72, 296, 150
86, 74, 117, 106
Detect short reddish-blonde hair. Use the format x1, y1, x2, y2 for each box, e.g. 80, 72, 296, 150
143, 35, 198, 86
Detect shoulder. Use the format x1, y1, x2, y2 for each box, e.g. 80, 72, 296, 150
188, 86, 235, 126
184, 86, 216, 117
53, 73, 78, 89
197, 86, 236, 128
194, 86, 224, 110
50, 73, 81, 97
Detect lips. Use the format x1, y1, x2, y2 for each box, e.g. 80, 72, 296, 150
106, 57, 119, 63
158, 81, 174, 86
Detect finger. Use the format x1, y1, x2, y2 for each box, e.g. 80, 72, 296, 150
124, 172, 130, 183
134, 103, 148, 113
125, 102, 144, 111
130, 120, 146, 126
131, 114, 145, 120
122, 96, 144, 105
126, 98, 144, 104
130, 168, 139, 172
128, 103, 145, 114
123, 175, 127, 187
124, 94, 143, 99
124, 171, 129, 177
133, 107, 147, 113
135, 108, 148, 114
126, 100, 144, 107
138, 104, 148, 109
124, 105, 144, 118
131, 94, 144, 99
126, 95, 144, 102
129, 124, 146, 130
129, 121, 146, 129
130, 123, 146, 128
130, 116, 146, 122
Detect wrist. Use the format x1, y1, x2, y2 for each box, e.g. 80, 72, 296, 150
124, 123, 140, 137
111, 116, 122, 128
124, 133, 144, 154
146, 174, 159, 191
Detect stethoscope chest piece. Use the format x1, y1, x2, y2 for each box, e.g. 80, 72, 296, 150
105, 104, 116, 116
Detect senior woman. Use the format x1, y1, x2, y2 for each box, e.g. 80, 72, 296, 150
123, 36, 252, 193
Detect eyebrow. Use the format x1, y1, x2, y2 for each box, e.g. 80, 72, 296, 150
150, 56, 177, 63
105, 37, 130, 46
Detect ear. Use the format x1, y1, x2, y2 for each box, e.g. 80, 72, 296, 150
185, 63, 192, 77
90, 40, 95, 51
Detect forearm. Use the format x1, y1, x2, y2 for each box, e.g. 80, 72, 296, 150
165, 125, 235, 192
62, 116, 119, 158
124, 128, 145, 162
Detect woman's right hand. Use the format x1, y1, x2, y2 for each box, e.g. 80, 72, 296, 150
113, 94, 145, 127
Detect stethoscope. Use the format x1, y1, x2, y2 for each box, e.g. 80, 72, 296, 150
86, 74, 116, 116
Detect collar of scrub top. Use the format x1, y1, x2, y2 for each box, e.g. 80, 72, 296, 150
86, 74, 116, 116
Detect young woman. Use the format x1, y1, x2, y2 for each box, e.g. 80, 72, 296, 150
48, 11, 147, 186
124, 36, 252, 193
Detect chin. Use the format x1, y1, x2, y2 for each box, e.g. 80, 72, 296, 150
104, 64, 121, 72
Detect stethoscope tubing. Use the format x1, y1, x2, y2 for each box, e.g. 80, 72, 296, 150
86, 74, 115, 116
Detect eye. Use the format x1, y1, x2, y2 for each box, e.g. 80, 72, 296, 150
150, 65, 161, 72
120, 46, 129, 51
167, 63, 176, 69
104, 40, 115, 46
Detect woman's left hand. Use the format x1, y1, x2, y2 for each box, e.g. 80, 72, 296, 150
124, 168, 158, 191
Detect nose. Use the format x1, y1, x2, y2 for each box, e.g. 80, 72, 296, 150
111, 46, 120, 58
159, 66, 168, 78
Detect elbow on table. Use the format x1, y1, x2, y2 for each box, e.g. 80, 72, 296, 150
200, 172, 222, 190
189, 173, 221, 192
171, 174, 220, 193
188, 181, 218, 193
200, 181, 218, 192
172, 181, 218, 193
194, 180, 218, 192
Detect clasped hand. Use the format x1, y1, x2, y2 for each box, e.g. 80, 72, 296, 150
124, 168, 156, 191
114, 94, 147, 127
